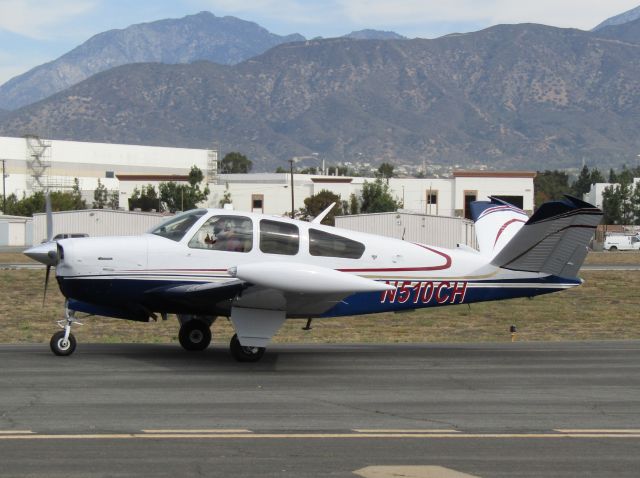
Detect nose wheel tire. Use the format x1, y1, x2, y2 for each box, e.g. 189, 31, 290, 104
229, 334, 265, 362
50, 331, 77, 356
179, 321, 212, 351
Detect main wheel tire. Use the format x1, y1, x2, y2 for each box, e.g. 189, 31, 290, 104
179, 320, 212, 351
229, 334, 265, 362
50, 331, 76, 356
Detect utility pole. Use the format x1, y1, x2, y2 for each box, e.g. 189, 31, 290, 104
288, 154, 319, 218
1, 159, 6, 214
289, 158, 295, 218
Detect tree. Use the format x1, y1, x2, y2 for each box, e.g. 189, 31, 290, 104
360, 178, 402, 213
602, 185, 624, 225
71, 178, 87, 210
219, 183, 232, 207
107, 190, 119, 210
159, 165, 210, 212
630, 182, 640, 226
571, 165, 604, 198
93, 179, 108, 209
4, 188, 87, 216
220, 152, 252, 174
128, 184, 160, 212
349, 193, 359, 215
376, 162, 395, 182
534, 170, 570, 208
298, 190, 343, 225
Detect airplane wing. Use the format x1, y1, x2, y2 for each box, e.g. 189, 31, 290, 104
227, 262, 394, 347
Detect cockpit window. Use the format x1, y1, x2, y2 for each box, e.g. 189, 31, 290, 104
188, 215, 253, 252
309, 229, 365, 259
150, 209, 207, 242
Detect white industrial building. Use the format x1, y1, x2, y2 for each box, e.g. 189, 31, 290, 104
584, 178, 640, 209
31, 209, 167, 245
211, 171, 535, 218
335, 212, 477, 249
1, 134, 536, 247
0, 135, 216, 210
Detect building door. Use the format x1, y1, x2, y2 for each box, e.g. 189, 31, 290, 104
251, 194, 264, 213
463, 191, 477, 220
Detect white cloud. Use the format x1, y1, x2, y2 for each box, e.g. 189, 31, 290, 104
199, 0, 640, 35
0, 0, 96, 39
336, 0, 640, 31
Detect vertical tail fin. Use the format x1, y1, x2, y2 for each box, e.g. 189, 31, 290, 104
470, 197, 529, 258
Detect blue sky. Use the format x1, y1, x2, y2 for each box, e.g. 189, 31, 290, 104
0, 0, 638, 86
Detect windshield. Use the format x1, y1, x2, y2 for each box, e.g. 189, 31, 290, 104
150, 209, 207, 242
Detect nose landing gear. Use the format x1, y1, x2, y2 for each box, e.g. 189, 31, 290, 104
50, 306, 82, 356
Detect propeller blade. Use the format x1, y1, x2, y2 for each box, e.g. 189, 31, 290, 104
43, 265, 51, 308
45, 191, 53, 242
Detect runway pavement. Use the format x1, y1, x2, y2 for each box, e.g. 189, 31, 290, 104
0, 341, 639, 477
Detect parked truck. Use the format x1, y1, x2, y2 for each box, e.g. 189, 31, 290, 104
603, 233, 640, 251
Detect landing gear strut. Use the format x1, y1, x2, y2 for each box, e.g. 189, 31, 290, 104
50, 306, 81, 356
229, 334, 265, 362
178, 320, 212, 351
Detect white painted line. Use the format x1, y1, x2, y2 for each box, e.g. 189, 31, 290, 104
0, 432, 639, 441
353, 429, 460, 433
0, 430, 33, 434
555, 429, 640, 434
141, 429, 251, 434
354, 465, 479, 478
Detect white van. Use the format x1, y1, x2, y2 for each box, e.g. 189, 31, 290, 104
604, 234, 640, 251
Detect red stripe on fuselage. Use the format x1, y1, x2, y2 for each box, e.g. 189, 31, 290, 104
338, 244, 451, 273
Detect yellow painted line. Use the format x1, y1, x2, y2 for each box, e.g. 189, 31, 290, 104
0, 430, 33, 434
0, 432, 639, 440
353, 429, 460, 433
142, 429, 251, 434
556, 429, 640, 434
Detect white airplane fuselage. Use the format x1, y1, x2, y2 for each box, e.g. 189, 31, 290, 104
50, 208, 579, 322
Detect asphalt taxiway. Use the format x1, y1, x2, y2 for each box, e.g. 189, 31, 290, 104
0, 341, 639, 477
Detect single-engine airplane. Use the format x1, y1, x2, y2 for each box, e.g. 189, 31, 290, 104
24, 195, 601, 362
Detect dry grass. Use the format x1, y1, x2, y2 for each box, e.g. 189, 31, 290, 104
0, 269, 638, 345
583, 251, 640, 265
0, 252, 36, 263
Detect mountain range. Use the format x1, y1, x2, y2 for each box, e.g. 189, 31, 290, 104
2, 8, 640, 172
0, 12, 305, 111
592, 5, 640, 31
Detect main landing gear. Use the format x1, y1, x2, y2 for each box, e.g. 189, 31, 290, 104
50, 306, 82, 356
229, 334, 265, 362
178, 319, 212, 351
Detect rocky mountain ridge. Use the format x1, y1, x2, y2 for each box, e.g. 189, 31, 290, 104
2, 22, 640, 171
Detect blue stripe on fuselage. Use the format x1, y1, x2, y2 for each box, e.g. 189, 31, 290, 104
57, 275, 580, 320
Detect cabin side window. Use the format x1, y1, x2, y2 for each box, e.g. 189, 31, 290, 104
188, 215, 253, 253
309, 229, 365, 259
259, 220, 299, 255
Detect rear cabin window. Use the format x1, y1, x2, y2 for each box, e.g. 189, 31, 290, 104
309, 229, 365, 259
260, 220, 299, 255
188, 215, 253, 253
